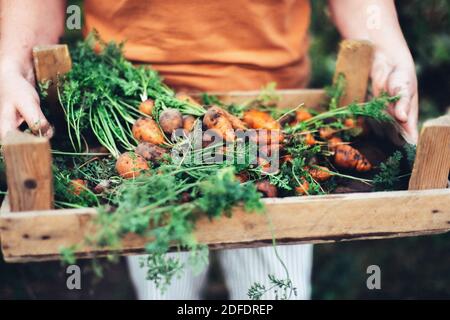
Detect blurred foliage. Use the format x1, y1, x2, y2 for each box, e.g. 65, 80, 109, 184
0, 256, 135, 299
313, 234, 450, 299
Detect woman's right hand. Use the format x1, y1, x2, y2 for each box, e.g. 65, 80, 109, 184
0, 58, 53, 140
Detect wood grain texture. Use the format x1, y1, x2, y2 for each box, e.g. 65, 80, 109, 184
33, 44, 72, 89
202, 89, 328, 110
334, 40, 374, 106
1, 132, 53, 211
33, 45, 72, 114
409, 115, 450, 190
1, 189, 450, 262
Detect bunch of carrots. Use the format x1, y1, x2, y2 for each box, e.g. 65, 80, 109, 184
53, 35, 396, 202
68, 92, 378, 200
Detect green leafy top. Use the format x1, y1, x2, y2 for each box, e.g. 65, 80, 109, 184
373, 151, 403, 191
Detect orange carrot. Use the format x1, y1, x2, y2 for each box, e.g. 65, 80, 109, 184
257, 157, 275, 174
135, 142, 168, 163
203, 106, 235, 141
344, 118, 356, 128
182, 115, 197, 133
132, 117, 165, 145
138, 99, 155, 116
281, 154, 294, 164
328, 136, 343, 149
243, 109, 281, 130
304, 132, 316, 146
295, 109, 313, 122
256, 180, 278, 198
333, 144, 372, 172
295, 178, 310, 195
69, 179, 87, 196
116, 152, 149, 179
236, 172, 250, 183
307, 165, 332, 182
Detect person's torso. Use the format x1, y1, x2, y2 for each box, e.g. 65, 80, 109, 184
84, 0, 311, 91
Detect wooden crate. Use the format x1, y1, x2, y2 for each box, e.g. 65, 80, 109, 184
0, 41, 449, 263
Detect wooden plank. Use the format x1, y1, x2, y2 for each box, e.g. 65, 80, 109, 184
1, 132, 53, 211
33, 44, 72, 96
210, 89, 328, 110
409, 115, 450, 190
334, 40, 374, 106
1, 189, 450, 262
32, 45, 72, 116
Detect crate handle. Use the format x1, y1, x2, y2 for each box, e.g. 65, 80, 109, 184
333, 39, 374, 106
409, 114, 450, 190
33, 44, 72, 115
2, 131, 54, 211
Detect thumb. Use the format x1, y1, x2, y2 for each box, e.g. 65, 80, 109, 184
16, 94, 53, 138
393, 92, 411, 123
400, 93, 419, 144
387, 68, 415, 124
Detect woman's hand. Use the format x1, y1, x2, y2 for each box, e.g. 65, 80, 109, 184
0, 0, 66, 141
371, 49, 418, 143
0, 60, 53, 140
329, 0, 419, 143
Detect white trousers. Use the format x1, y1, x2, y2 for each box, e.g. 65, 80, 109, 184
127, 244, 313, 300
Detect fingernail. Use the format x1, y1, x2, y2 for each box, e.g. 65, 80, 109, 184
45, 126, 55, 138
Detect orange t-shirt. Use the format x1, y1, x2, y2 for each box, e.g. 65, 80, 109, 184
84, 0, 311, 92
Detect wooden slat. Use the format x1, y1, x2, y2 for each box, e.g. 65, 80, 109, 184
210, 89, 328, 109
409, 115, 450, 190
334, 39, 374, 106
1, 132, 53, 211
33, 45, 72, 77
33, 45, 72, 119
1, 189, 450, 262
